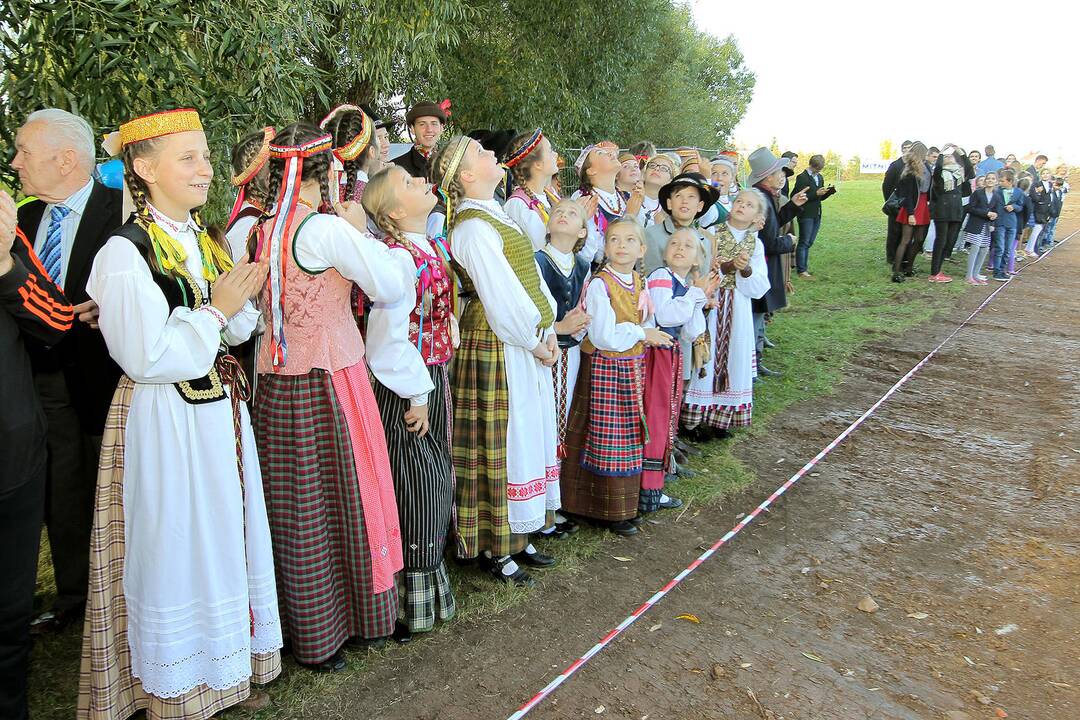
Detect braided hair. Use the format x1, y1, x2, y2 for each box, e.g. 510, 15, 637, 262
324, 110, 379, 200
428, 135, 473, 228
230, 130, 272, 209
264, 122, 333, 214
361, 166, 410, 248
505, 130, 547, 207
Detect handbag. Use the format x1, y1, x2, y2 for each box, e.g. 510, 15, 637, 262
882, 190, 902, 217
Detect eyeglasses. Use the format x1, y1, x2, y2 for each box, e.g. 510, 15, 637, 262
645, 162, 672, 174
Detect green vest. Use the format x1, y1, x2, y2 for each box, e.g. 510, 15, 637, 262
452, 207, 555, 330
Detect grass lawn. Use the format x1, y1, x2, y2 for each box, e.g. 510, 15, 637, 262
27, 178, 968, 719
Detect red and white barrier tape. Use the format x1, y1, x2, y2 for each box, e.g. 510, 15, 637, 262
506, 228, 1077, 720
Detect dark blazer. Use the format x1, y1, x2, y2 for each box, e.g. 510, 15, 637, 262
1, 229, 72, 492
963, 189, 1002, 235
995, 186, 1023, 229
1029, 181, 1053, 223
893, 163, 932, 214
1049, 188, 1064, 218
930, 154, 975, 222
18, 180, 123, 434
751, 182, 798, 314
391, 146, 431, 180
791, 169, 833, 219
882, 156, 905, 200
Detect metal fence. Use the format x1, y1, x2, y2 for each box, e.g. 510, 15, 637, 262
553, 146, 731, 196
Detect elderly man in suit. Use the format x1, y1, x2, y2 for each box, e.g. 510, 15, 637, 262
12, 108, 122, 634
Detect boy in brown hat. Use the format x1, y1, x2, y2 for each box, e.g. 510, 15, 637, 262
391, 100, 448, 180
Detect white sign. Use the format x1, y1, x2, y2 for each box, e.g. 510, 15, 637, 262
860, 159, 890, 174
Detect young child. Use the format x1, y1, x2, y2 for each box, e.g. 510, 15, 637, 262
990, 169, 1022, 281
960, 172, 1000, 285
80, 108, 283, 719
534, 197, 592, 538
430, 135, 561, 586
682, 189, 771, 437
225, 126, 274, 261
503, 128, 562, 251
322, 104, 381, 203
560, 218, 673, 536
641, 228, 711, 513
251, 122, 407, 672
641, 153, 677, 227
572, 142, 643, 264
702, 154, 737, 227
616, 151, 644, 197
1040, 176, 1065, 252
1012, 176, 1033, 271
361, 165, 458, 642
1025, 168, 1053, 257
643, 172, 720, 276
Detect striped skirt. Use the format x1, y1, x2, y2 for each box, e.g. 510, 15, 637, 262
559, 355, 642, 522
254, 366, 400, 664
451, 318, 527, 558
371, 363, 456, 569
960, 225, 991, 249
77, 377, 280, 720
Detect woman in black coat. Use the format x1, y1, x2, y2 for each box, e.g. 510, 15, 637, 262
892, 141, 931, 282
929, 144, 975, 280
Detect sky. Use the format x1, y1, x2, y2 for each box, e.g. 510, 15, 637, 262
692, 0, 1080, 164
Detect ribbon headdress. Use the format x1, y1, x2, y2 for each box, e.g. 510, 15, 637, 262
228, 126, 275, 228
504, 128, 543, 169
438, 136, 473, 227
263, 131, 334, 368
117, 108, 233, 282
319, 104, 374, 163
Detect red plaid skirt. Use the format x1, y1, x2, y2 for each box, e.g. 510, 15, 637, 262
582, 353, 646, 476
559, 355, 642, 522
642, 345, 682, 491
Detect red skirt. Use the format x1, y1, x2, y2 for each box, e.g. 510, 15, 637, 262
896, 192, 930, 226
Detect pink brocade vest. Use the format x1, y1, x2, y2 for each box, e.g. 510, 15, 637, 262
256, 206, 364, 375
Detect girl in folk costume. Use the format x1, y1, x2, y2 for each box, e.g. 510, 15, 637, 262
641, 228, 712, 513
616, 151, 644, 200
535, 198, 592, 538
702, 154, 738, 228
682, 189, 771, 437
502, 128, 563, 251
225, 126, 274, 262
321, 105, 381, 332
560, 218, 674, 536
79, 109, 282, 720
322, 104, 381, 203
641, 153, 678, 227
430, 135, 561, 586
360, 165, 458, 641
571, 142, 644, 264
251, 123, 406, 672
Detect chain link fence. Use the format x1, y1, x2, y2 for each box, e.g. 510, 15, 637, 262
553, 146, 731, 196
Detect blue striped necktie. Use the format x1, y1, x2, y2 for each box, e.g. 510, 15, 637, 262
41, 205, 72, 285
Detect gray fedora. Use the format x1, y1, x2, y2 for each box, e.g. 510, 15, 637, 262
746, 147, 791, 187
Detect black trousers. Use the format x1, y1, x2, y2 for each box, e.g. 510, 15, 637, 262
886, 216, 902, 263
33, 370, 99, 614
932, 220, 962, 275
0, 473, 46, 720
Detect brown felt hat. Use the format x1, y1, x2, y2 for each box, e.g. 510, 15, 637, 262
405, 101, 447, 126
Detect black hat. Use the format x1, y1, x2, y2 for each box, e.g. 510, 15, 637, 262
467, 128, 518, 159
361, 104, 393, 130
658, 172, 720, 219
405, 100, 448, 126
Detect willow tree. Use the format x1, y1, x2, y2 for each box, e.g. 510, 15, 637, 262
1, 0, 471, 214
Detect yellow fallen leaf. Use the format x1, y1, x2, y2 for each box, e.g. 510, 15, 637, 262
907, 612, 929, 620
675, 614, 701, 624
802, 652, 825, 663
612, 556, 633, 562
739, 662, 753, 669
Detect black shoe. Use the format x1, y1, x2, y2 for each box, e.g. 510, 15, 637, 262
758, 364, 781, 378
658, 496, 684, 510
391, 621, 413, 645
488, 555, 536, 587
903, 268, 916, 277
555, 519, 580, 535
345, 635, 387, 651
627, 515, 644, 527
513, 547, 557, 568
301, 651, 348, 673
535, 527, 569, 540
891, 272, 905, 283
608, 520, 639, 536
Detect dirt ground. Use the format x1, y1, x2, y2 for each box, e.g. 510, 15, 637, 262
295, 217, 1080, 720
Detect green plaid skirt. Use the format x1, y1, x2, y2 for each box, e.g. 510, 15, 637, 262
451, 301, 527, 558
